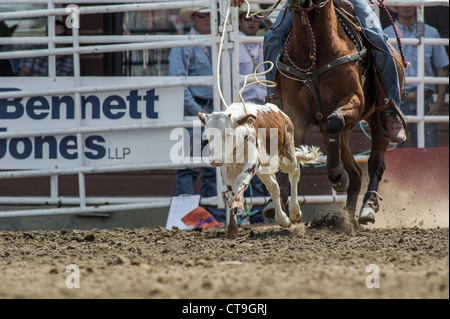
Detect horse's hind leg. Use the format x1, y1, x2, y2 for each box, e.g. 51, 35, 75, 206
358, 115, 390, 224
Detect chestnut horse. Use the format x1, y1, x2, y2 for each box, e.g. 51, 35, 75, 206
273, 0, 405, 226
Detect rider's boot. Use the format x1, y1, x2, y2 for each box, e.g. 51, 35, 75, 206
378, 98, 407, 143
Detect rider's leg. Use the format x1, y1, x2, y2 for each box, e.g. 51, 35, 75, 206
350, 0, 406, 142
263, 3, 293, 95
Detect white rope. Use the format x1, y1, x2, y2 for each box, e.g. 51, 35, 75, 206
236, 61, 276, 105
216, 3, 232, 108
216, 0, 280, 114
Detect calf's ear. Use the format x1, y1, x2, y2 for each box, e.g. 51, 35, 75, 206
198, 112, 208, 125
236, 114, 257, 126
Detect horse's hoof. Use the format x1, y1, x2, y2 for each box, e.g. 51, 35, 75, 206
358, 205, 376, 225
329, 170, 349, 193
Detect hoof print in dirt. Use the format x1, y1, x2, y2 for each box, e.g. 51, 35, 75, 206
308, 212, 359, 234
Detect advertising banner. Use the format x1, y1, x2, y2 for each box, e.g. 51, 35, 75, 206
0, 77, 184, 169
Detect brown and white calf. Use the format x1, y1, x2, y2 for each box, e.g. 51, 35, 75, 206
198, 102, 321, 239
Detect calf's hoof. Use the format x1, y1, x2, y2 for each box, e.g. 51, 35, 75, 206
276, 214, 292, 228
225, 224, 239, 240
289, 205, 302, 224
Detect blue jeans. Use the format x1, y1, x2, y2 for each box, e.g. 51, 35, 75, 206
264, 0, 401, 106
398, 94, 437, 147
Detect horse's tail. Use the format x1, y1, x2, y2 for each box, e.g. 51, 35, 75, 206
295, 145, 323, 165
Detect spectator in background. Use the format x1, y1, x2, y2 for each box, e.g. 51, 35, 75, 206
19, 20, 73, 76
168, 7, 226, 223
238, 3, 266, 104
238, 2, 268, 224
384, 6, 449, 147
123, 10, 177, 76
0, 20, 18, 76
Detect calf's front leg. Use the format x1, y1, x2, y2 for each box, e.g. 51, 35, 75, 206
225, 165, 255, 239
230, 164, 256, 212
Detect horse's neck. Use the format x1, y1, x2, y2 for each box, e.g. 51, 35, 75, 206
292, 3, 340, 53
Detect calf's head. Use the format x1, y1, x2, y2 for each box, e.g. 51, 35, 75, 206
198, 112, 256, 167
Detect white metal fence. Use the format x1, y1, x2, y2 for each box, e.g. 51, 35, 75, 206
0, 0, 448, 219
0, 0, 225, 218
384, 0, 449, 148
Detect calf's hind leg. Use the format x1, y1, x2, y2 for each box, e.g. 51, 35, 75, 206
280, 161, 301, 224
258, 173, 291, 228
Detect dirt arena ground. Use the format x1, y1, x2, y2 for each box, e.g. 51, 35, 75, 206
0, 208, 448, 299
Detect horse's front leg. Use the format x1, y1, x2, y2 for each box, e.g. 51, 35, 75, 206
325, 112, 349, 192
358, 114, 390, 224
340, 128, 362, 219
325, 102, 364, 227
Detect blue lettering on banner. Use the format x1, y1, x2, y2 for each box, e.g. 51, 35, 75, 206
0, 87, 163, 164
0, 127, 107, 160
0, 88, 159, 120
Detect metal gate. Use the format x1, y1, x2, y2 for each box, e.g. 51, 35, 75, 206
0, 0, 448, 219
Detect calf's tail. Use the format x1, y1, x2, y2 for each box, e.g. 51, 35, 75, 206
295, 145, 323, 165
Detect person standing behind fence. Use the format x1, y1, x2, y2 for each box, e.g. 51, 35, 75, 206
0, 21, 19, 76
238, 3, 266, 104
384, 6, 449, 147
19, 20, 73, 76
168, 7, 226, 223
